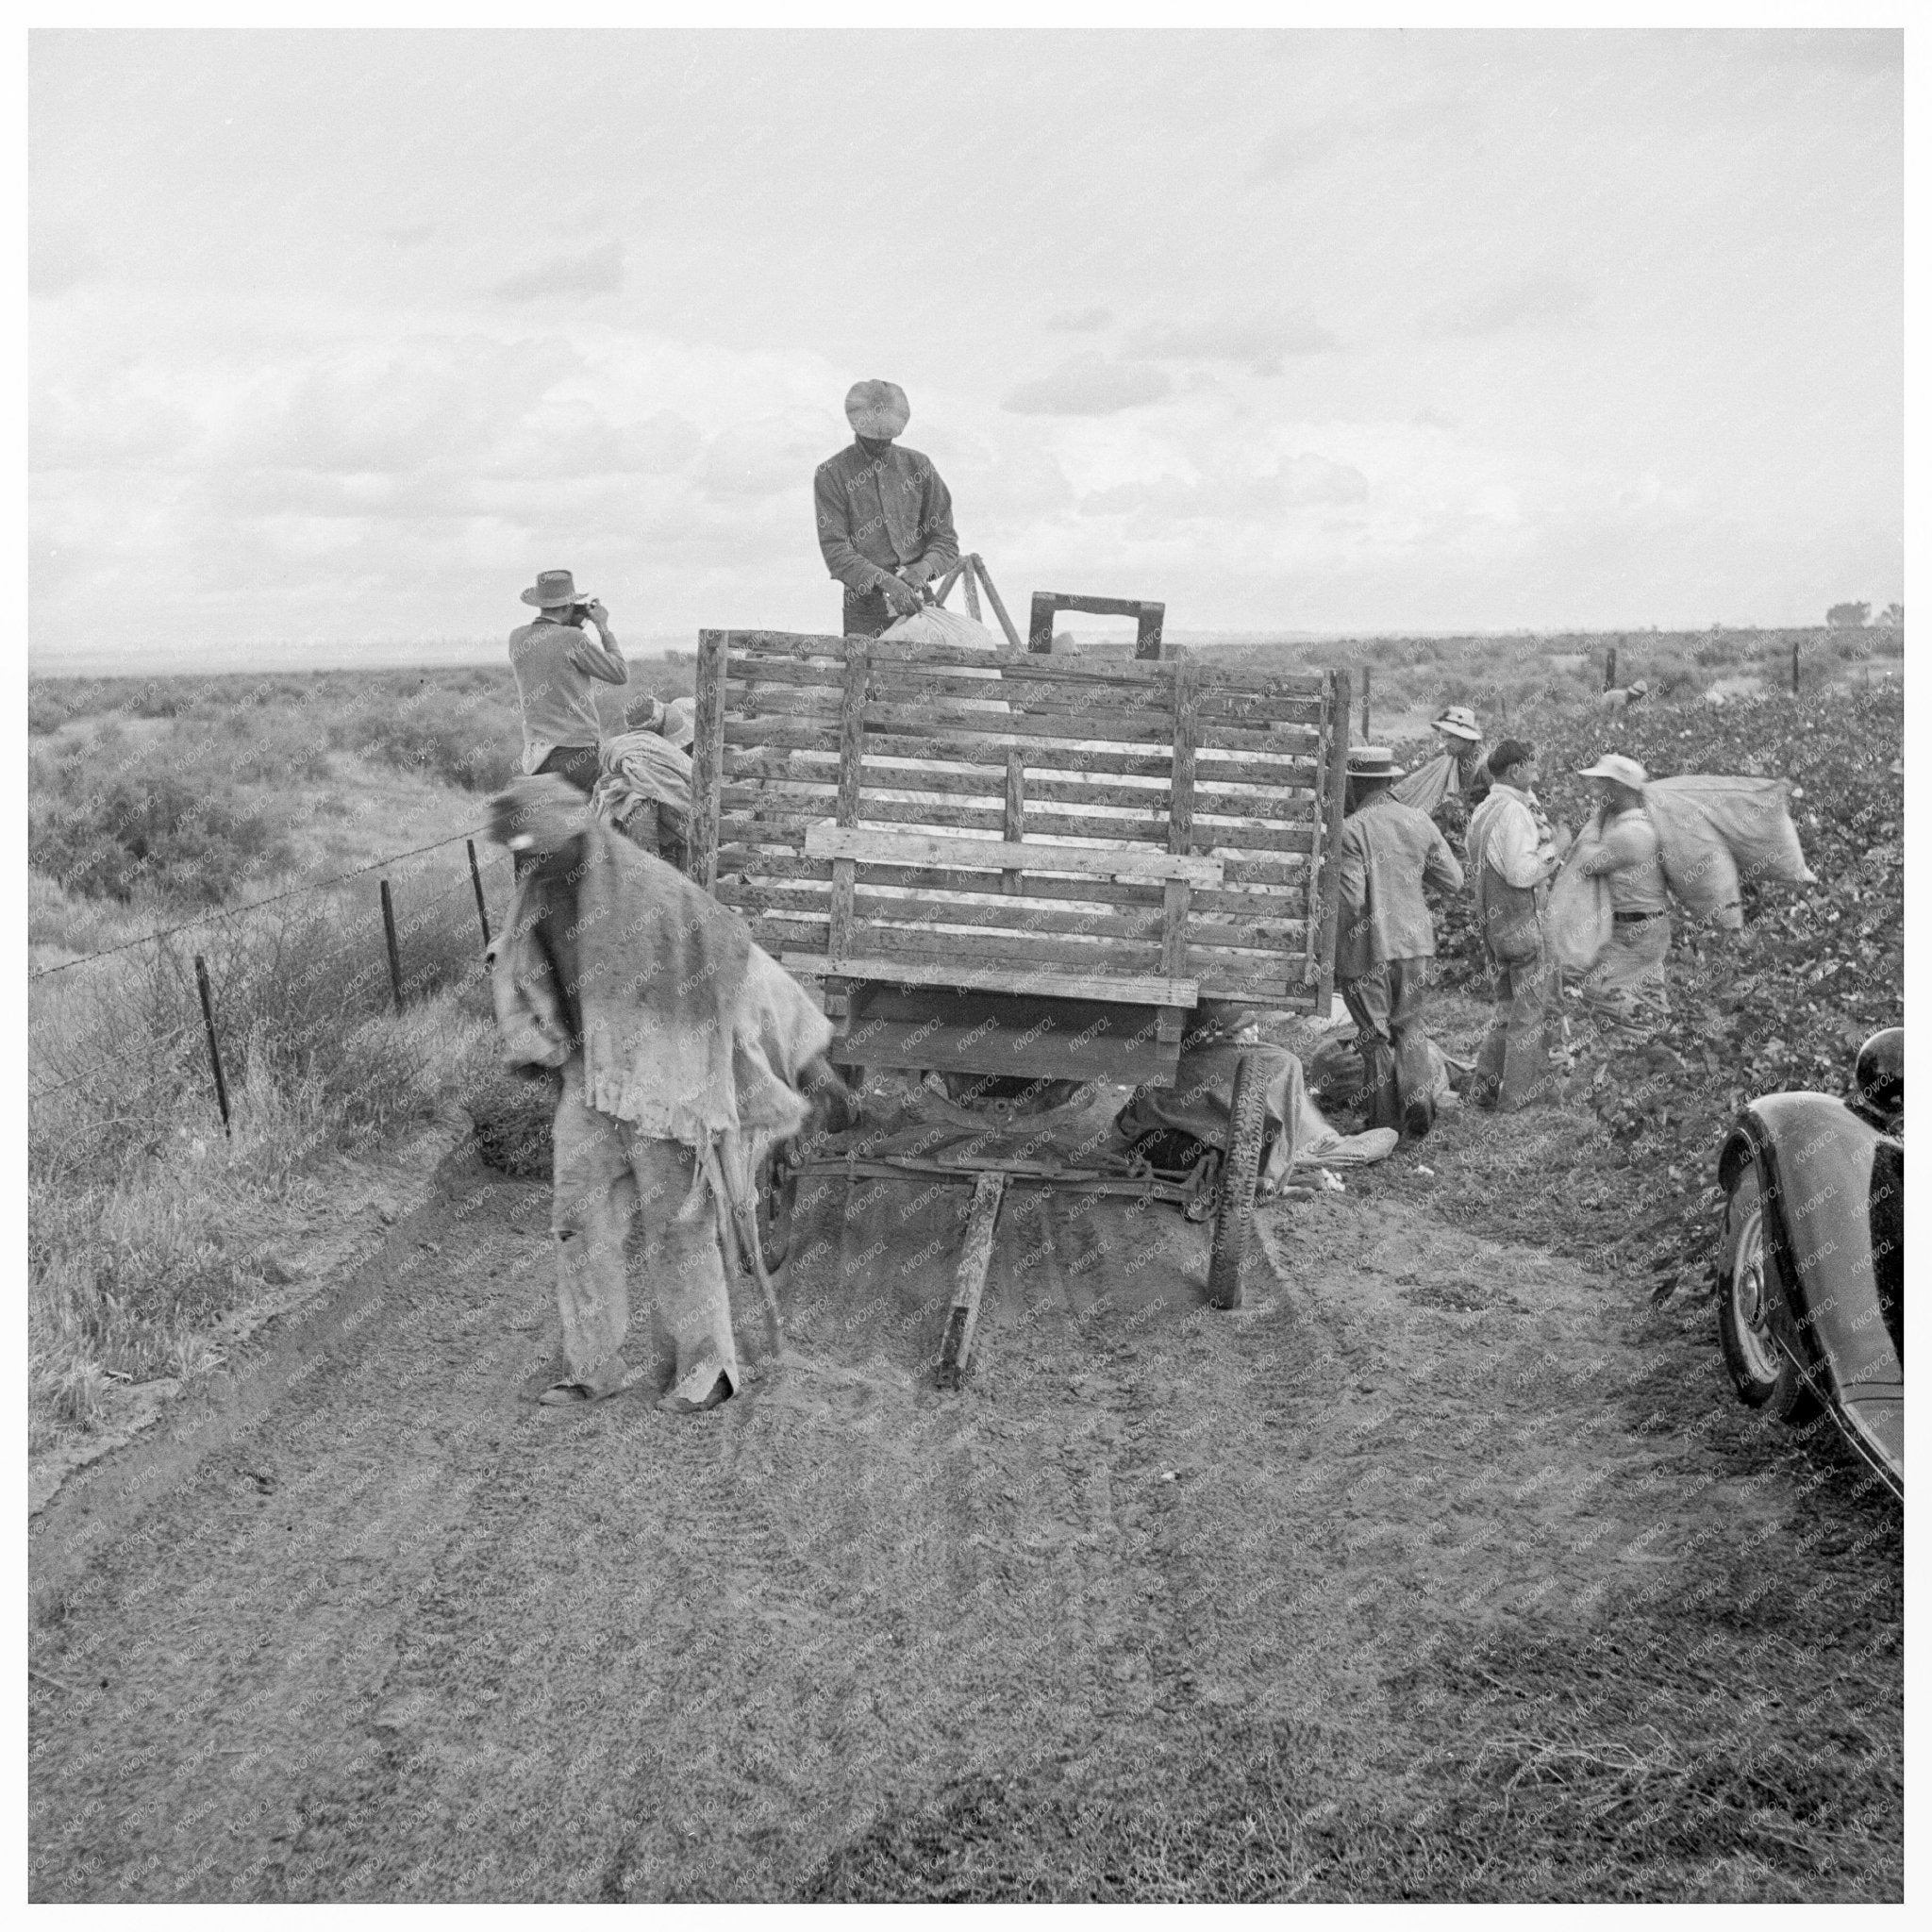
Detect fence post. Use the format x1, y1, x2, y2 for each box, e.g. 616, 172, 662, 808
380, 878, 405, 1014
467, 839, 491, 948
1605, 643, 1618, 692
1791, 640, 1801, 695
1360, 666, 1371, 741
193, 954, 231, 1139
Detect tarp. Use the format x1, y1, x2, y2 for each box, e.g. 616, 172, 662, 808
1645, 774, 1815, 930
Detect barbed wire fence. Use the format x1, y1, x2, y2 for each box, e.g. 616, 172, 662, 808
27, 823, 511, 1135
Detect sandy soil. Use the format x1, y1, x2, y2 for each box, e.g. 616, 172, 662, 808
28, 1106, 1808, 1903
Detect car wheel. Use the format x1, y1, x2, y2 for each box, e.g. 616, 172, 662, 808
1716, 1158, 1821, 1424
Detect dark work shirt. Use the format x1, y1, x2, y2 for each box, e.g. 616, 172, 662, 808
814, 439, 959, 592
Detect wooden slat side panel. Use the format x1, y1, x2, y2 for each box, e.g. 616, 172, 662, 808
1315, 666, 1350, 1010
718, 854, 1169, 908
804, 824, 1225, 883
784, 952, 1200, 1008
721, 731, 1316, 782
736, 798, 1320, 853
846, 924, 1165, 974
723, 628, 1326, 693
690, 629, 729, 888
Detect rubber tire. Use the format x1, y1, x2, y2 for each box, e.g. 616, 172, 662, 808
1207, 1050, 1268, 1311
1716, 1158, 1821, 1424
755, 1141, 799, 1278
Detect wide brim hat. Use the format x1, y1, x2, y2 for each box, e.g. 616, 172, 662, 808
1346, 745, 1404, 780
660, 697, 696, 750
845, 379, 910, 440
1577, 753, 1649, 788
1433, 706, 1482, 742
521, 568, 591, 608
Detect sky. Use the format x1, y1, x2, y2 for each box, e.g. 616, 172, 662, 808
28, 27, 1904, 669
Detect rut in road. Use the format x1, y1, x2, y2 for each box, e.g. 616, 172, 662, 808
28, 1150, 1790, 1901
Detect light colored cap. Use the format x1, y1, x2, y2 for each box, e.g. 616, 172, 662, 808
1577, 753, 1649, 788
844, 379, 910, 440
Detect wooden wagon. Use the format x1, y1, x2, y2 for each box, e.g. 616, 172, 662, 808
686, 617, 1353, 1380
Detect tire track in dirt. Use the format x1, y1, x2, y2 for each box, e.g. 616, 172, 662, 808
30, 1146, 1810, 1901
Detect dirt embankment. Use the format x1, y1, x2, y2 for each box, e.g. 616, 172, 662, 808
28, 1121, 1899, 1902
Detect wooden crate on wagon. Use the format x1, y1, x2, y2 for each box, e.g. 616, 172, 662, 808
686, 617, 1352, 1376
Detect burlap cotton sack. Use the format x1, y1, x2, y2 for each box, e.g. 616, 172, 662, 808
1546, 827, 1614, 973
1645, 775, 1815, 929
1391, 750, 1457, 814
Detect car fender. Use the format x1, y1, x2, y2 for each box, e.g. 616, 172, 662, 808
1723, 1091, 1903, 1483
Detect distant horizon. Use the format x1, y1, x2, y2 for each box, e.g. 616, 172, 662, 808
27, 614, 1879, 682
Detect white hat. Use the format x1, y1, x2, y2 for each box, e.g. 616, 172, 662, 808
1433, 706, 1482, 742
1577, 753, 1648, 788
1346, 745, 1405, 780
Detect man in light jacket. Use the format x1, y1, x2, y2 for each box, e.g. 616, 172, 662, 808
814, 380, 960, 637
1572, 753, 1671, 1052
507, 568, 626, 796
1464, 739, 1563, 1111
1335, 746, 1464, 1139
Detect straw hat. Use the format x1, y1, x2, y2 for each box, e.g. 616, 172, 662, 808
1577, 753, 1649, 789
845, 379, 910, 440
1346, 745, 1405, 780
1433, 706, 1482, 742
521, 568, 591, 609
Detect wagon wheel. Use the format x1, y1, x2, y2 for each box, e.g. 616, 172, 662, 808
1207, 1050, 1268, 1310
755, 1138, 801, 1277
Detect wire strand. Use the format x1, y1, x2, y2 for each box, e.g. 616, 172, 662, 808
28, 824, 496, 982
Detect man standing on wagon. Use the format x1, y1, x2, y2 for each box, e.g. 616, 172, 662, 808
814, 380, 960, 638
1335, 747, 1464, 1140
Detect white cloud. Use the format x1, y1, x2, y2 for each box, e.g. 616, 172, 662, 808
1424, 271, 1593, 338
1125, 314, 1341, 375
1002, 354, 1173, 417
491, 240, 625, 302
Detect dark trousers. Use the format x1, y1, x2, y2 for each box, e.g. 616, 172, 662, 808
516, 744, 602, 878
1473, 951, 1556, 1112
1341, 957, 1437, 1133
537, 743, 601, 795
841, 590, 894, 638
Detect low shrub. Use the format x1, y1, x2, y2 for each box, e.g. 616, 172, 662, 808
29, 772, 293, 905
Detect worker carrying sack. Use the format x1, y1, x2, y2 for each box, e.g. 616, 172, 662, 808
1645, 775, 1815, 929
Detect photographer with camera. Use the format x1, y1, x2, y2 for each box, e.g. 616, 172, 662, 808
508, 569, 626, 795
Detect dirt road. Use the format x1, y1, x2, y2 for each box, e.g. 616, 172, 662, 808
26, 1114, 1852, 1901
